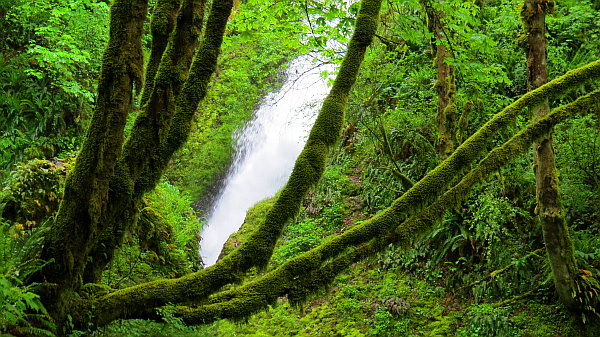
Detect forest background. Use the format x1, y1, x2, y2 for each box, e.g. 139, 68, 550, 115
0, 0, 600, 336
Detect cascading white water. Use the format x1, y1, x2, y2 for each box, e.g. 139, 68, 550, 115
199, 54, 332, 266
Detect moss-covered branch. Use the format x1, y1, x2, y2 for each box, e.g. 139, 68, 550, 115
80, 0, 382, 326
173, 87, 600, 324
121, 0, 206, 195
36, 0, 148, 290
82, 0, 207, 283
139, 0, 180, 106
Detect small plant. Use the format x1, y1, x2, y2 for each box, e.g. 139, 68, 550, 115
0, 274, 56, 337
457, 304, 517, 337
156, 305, 192, 333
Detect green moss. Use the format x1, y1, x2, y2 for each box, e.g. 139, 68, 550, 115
218, 197, 276, 260
166, 84, 600, 325
35, 0, 149, 297
140, 0, 180, 106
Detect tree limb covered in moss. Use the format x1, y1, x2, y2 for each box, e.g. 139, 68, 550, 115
37, 0, 148, 290
172, 87, 600, 324
139, 0, 180, 107
80, 0, 383, 327
82, 0, 208, 282
121, 0, 206, 196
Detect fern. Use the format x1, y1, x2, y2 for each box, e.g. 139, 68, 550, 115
10, 326, 57, 337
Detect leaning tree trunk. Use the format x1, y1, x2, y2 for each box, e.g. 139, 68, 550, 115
34, 0, 148, 320
522, 0, 579, 310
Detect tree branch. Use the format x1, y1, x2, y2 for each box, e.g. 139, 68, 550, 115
173, 87, 600, 324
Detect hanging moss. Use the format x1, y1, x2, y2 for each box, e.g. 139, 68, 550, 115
455, 99, 472, 145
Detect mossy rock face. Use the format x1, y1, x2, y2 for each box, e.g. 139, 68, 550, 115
217, 197, 277, 261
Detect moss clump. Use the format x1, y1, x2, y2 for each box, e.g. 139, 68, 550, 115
0, 159, 65, 229
217, 197, 276, 261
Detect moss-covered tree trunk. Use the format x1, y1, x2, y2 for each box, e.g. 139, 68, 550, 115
522, 0, 579, 310
82, 0, 206, 284
26, 0, 232, 330
420, 0, 457, 158
36, 0, 148, 299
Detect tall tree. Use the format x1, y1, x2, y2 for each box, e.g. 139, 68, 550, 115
20, 0, 387, 331
521, 0, 579, 310
32, 0, 232, 326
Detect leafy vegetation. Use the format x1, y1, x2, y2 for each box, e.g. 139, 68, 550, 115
0, 0, 599, 335
0, 0, 109, 173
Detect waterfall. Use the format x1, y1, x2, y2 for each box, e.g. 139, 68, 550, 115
199, 54, 332, 266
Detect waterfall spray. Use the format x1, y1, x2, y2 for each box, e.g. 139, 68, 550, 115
199, 54, 333, 266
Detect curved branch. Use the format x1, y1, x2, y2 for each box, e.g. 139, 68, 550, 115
174, 87, 600, 324
139, 0, 181, 107
84, 0, 383, 327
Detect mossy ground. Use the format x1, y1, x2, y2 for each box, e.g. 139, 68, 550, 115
93, 263, 594, 336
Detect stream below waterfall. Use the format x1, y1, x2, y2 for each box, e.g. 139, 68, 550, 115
199, 54, 333, 266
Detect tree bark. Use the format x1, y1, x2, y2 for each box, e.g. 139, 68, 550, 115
36, 0, 148, 290
421, 1, 457, 158
522, 0, 579, 310
82, 0, 206, 284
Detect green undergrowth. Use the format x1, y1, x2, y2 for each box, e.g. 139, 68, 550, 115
0, 0, 110, 172
102, 181, 204, 288
93, 263, 595, 336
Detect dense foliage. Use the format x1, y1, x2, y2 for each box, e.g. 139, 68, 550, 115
0, 0, 599, 336
0, 0, 109, 171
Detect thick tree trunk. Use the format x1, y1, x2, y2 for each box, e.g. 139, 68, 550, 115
522, 0, 579, 310
27, 0, 222, 330
82, 0, 206, 284
37, 0, 148, 290
29, 0, 149, 327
